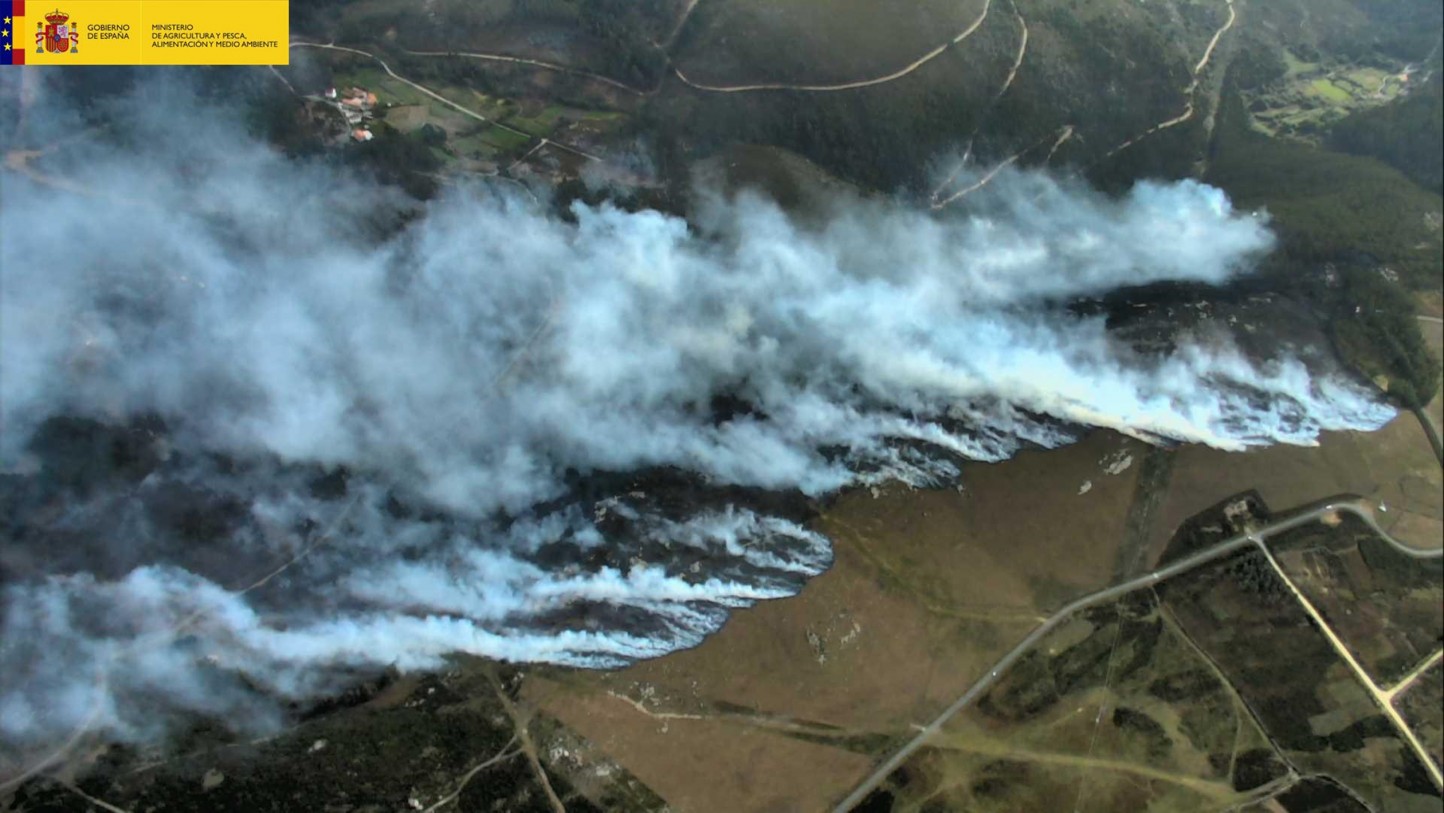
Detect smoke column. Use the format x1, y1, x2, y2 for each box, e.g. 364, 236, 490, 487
0, 81, 1393, 749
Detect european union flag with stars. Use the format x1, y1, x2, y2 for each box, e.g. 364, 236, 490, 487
1, 0, 23, 64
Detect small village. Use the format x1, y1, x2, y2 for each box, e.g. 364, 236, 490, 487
312, 85, 378, 143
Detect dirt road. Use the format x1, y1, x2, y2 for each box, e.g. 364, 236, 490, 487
673, 0, 991, 93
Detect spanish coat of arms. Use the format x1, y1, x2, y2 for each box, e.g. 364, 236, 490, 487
36, 9, 79, 54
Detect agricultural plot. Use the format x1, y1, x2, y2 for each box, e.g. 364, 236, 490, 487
859, 591, 1289, 812
1160, 549, 1440, 812
327, 54, 628, 172
1243, 48, 1412, 139
1268, 514, 1443, 686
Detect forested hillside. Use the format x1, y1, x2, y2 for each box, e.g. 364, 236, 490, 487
1330, 71, 1444, 194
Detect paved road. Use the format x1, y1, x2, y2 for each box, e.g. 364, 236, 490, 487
832, 500, 1441, 812
1386, 650, 1444, 702
1416, 315, 1444, 463
1416, 404, 1444, 466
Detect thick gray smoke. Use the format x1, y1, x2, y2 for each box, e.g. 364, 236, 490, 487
0, 82, 1393, 749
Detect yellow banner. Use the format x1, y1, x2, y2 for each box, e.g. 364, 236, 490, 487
18, 1, 288, 65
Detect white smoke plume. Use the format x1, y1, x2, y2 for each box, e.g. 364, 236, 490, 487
0, 80, 1393, 750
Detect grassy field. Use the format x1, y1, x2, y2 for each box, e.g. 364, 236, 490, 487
507, 101, 570, 135
525, 674, 877, 813
520, 525, 1040, 811
447, 131, 504, 162
332, 65, 494, 133
326, 53, 629, 171
1307, 78, 1353, 105
333, 64, 428, 106
1246, 44, 1411, 140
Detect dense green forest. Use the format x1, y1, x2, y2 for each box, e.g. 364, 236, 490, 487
1207, 88, 1442, 407
345, 123, 444, 199
630, 0, 1214, 194
1332, 269, 1441, 408
1329, 71, 1444, 194
565, 0, 670, 86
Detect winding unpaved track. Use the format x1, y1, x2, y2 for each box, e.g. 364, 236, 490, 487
673, 0, 991, 92
1104, 104, 1198, 158
930, 124, 1071, 209
1104, 0, 1236, 158
1188, 0, 1237, 88
1042, 123, 1076, 165
1407, 315, 1443, 464
349, 0, 993, 97
3, 141, 125, 201
831, 500, 1443, 812
933, 736, 1253, 802
486, 672, 566, 813
419, 737, 520, 813
56, 780, 132, 813
928, 0, 1029, 207
993, 0, 1028, 102
930, 148, 1021, 209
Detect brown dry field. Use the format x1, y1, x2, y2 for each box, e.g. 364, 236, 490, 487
826, 430, 1153, 614
525, 677, 874, 813
520, 411, 1438, 811
522, 536, 1039, 812
1145, 414, 1443, 561
522, 431, 1148, 811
